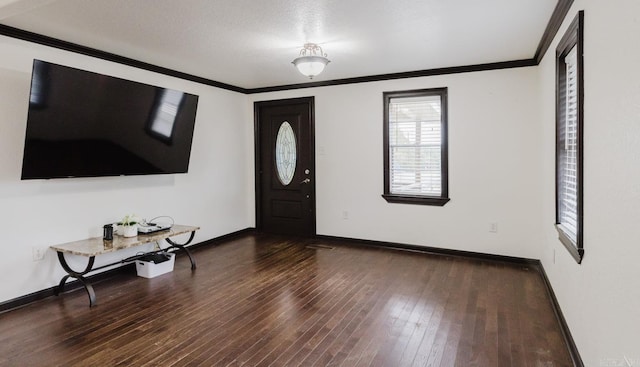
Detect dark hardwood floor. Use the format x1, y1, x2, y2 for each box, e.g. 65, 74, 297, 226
0, 233, 573, 366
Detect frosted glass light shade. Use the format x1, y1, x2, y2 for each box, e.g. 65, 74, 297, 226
292, 55, 330, 79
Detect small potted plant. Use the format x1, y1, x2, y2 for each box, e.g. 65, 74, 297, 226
118, 214, 139, 238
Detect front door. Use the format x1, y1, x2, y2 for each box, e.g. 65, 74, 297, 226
255, 97, 315, 236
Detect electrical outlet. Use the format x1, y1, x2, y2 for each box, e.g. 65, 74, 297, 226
342, 211, 349, 220
32, 247, 46, 261
489, 222, 498, 233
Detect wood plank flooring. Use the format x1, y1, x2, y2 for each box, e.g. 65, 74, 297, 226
0, 233, 573, 366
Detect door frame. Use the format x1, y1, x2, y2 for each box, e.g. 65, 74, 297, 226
253, 96, 316, 235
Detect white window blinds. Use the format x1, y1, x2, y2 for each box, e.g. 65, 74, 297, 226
388, 95, 442, 196
558, 46, 578, 242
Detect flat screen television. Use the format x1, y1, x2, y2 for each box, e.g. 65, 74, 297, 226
21, 59, 199, 180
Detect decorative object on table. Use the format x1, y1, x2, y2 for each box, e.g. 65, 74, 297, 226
102, 224, 113, 241
118, 214, 139, 238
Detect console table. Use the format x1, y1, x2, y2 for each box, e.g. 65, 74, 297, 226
50, 225, 199, 307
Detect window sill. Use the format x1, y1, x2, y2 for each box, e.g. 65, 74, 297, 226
382, 194, 450, 206
555, 224, 584, 264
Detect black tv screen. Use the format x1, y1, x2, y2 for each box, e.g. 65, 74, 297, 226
21, 60, 199, 180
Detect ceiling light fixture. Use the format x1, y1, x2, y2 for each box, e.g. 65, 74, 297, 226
292, 43, 330, 79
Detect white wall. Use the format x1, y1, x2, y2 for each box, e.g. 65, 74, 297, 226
0, 35, 254, 304
538, 1, 640, 365
251, 65, 543, 260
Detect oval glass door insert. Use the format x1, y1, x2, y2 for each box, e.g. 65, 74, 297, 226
275, 121, 297, 185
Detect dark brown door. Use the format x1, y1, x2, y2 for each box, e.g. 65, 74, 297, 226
255, 97, 315, 236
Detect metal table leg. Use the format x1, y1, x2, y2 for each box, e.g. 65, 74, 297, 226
165, 231, 197, 270
54, 251, 97, 307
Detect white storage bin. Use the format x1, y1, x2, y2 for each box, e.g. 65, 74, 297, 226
135, 252, 175, 278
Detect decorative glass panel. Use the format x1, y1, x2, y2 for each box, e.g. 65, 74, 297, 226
275, 121, 297, 185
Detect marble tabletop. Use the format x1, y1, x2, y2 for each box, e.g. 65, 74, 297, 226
50, 225, 199, 256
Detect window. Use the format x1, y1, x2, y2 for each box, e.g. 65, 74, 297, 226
383, 88, 449, 206
556, 11, 584, 264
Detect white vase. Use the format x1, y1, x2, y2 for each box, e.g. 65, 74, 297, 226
122, 224, 138, 237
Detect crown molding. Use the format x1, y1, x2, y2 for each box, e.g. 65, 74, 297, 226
0, 23, 248, 94
534, 0, 575, 63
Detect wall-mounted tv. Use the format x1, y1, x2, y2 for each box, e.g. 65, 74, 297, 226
21, 59, 199, 180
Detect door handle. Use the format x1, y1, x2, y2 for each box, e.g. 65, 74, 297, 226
300, 178, 311, 184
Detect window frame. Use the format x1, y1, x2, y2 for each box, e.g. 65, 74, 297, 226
382, 87, 450, 206
555, 11, 584, 264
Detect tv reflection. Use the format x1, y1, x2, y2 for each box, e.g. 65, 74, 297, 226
147, 89, 185, 144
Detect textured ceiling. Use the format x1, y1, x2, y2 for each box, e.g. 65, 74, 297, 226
0, 0, 558, 89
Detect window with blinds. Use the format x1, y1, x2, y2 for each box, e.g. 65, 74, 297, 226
555, 11, 584, 264
383, 88, 449, 206
558, 46, 578, 242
